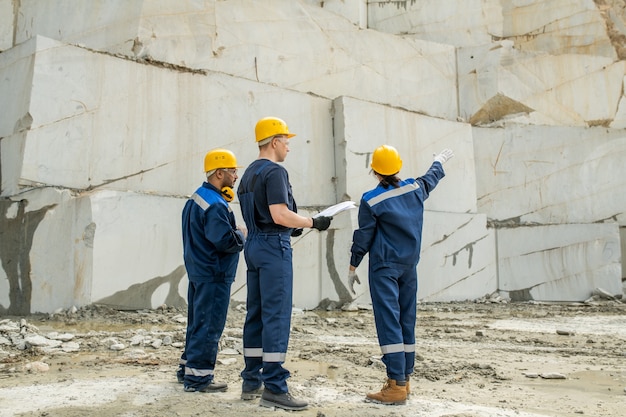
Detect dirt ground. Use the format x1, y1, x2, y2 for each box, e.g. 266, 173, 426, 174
1, 299, 625, 417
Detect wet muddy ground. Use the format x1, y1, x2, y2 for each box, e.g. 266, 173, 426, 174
1, 300, 625, 416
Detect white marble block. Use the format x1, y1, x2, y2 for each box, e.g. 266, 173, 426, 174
14, 0, 459, 120
418, 212, 497, 302
458, 42, 625, 126
473, 125, 626, 225
302, 0, 367, 28
368, 0, 615, 58
1, 36, 336, 206
335, 210, 497, 304
0, 187, 188, 313
497, 224, 622, 301
0, 188, 90, 314
620, 227, 626, 283
88, 191, 186, 308
0, 0, 12, 51
333, 96, 477, 214
368, 0, 503, 48
501, 0, 616, 58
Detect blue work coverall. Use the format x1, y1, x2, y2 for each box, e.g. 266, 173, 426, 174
237, 158, 297, 394
178, 182, 245, 390
350, 161, 445, 382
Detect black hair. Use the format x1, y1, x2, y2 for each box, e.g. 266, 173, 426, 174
378, 173, 400, 189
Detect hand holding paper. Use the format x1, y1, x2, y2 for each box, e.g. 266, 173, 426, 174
313, 201, 357, 218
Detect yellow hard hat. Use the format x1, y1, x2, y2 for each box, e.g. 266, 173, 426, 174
371, 145, 402, 176
204, 148, 242, 172
255, 117, 296, 142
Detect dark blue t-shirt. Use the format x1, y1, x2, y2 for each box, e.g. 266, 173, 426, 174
237, 159, 297, 233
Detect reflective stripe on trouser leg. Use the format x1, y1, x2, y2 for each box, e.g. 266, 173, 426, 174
183, 280, 232, 389
369, 265, 416, 381
241, 234, 293, 394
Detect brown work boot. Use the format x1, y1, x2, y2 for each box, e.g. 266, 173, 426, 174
365, 378, 407, 405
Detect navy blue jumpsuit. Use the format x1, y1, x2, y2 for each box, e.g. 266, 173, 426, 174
350, 161, 445, 382
177, 182, 245, 390
237, 159, 297, 394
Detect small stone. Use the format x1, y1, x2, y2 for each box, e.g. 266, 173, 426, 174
24, 361, 50, 372
217, 357, 237, 366
110, 343, 126, 351
556, 329, 574, 336
61, 342, 80, 353
540, 372, 566, 379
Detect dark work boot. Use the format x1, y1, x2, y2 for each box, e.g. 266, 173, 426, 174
184, 381, 228, 393
260, 390, 308, 411
241, 386, 264, 400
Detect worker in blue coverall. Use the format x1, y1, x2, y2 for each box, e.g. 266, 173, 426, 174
237, 117, 333, 411
348, 145, 454, 405
177, 148, 247, 393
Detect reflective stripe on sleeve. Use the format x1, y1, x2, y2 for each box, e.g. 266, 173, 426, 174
191, 192, 210, 211
404, 344, 416, 353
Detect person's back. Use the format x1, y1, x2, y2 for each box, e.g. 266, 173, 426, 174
238, 159, 294, 234
359, 172, 442, 268
349, 144, 453, 406
182, 185, 241, 280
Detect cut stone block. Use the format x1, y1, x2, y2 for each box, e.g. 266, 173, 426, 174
0, 188, 91, 315
332, 210, 496, 304
497, 224, 622, 301
88, 191, 186, 309
368, 0, 503, 48
458, 42, 625, 126
302, 0, 367, 28
418, 212, 497, 302
501, 0, 616, 58
15, 0, 144, 54
333, 96, 477, 214
621, 227, 626, 282
14, 0, 458, 120
0, 36, 36, 139
368, 0, 616, 58
0, 0, 12, 51
473, 125, 626, 226
1, 36, 336, 206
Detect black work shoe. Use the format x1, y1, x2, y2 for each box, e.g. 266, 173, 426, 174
184, 381, 228, 393
241, 386, 263, 400
260, 390, 308, 411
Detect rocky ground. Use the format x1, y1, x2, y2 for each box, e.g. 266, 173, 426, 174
1, 297, 625, 417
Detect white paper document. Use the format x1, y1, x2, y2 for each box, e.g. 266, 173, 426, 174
313, 201, 357, 218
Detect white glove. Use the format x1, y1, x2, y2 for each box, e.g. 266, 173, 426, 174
348, 270, 361, 295
433, 148, 454, 164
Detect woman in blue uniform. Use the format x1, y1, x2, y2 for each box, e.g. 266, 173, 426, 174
349, 145, 454, 405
